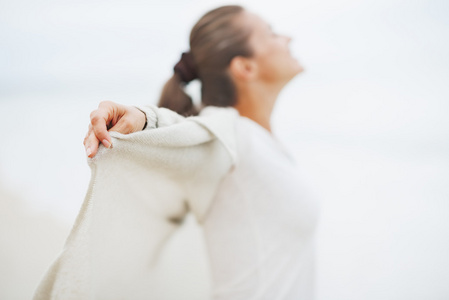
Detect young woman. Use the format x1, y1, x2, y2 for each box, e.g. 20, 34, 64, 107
36, 5, 320, 300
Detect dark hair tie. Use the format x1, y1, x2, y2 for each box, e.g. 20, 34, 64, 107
174, 52, 198, 83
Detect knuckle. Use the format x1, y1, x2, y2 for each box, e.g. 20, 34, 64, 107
122, 119, 136, 132
90, 115, 101, 125
122, 119, 132, 130
90, 110, 98, 120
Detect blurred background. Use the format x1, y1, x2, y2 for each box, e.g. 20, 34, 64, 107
1, 0, 448, 299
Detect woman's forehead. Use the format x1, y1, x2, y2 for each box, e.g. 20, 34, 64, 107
240, 12, 270, 34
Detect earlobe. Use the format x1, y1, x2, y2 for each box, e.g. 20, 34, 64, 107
229, 56, 257, 81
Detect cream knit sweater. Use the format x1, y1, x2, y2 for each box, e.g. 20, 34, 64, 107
33, 105, 239, 300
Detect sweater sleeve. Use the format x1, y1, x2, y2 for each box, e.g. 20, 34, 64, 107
33, 106, 238, 300
135, 104, 189, 129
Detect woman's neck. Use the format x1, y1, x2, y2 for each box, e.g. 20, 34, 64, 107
234, 82, 282, 133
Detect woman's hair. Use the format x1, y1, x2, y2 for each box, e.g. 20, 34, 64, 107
158, 5, 254, 116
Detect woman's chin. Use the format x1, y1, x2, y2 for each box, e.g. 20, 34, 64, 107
288, 57, 304, 76
290, 64, 305, 79
295, 60, 305, 73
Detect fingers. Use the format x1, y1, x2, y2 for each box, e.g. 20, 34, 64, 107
90, 102, 115, 149
90, 110, 112, 149
83, 129, 100, 158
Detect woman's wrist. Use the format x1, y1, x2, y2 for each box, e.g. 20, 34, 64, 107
134, 106, 148, 130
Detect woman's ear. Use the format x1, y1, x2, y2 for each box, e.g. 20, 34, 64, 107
229, 56, 257, 81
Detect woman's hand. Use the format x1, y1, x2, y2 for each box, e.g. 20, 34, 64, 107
84, 101, 147, 158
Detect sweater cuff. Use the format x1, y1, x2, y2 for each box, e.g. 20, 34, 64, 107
134, 105, 159, 130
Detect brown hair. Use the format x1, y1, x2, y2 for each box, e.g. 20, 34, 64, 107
158, 5, 253, 116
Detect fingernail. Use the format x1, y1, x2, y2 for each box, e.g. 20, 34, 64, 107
86, 147, 92, 157
102, 139, 112, 148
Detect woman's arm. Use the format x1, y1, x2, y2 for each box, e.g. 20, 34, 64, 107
34, 103, 238, 299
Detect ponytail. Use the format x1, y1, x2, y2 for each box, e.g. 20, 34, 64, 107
158, 52, 199, 117
158, 73, 198, 117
